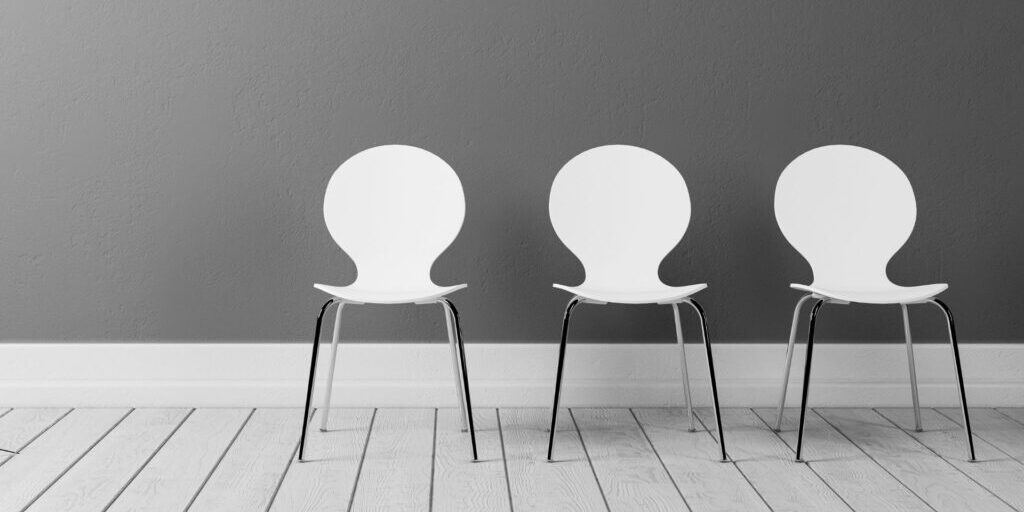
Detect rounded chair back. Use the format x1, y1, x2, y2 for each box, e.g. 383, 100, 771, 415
324, 145, 465, 290
549, 144, 691, 291
774, 144, 917, 290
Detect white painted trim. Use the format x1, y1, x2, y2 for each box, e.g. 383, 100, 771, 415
0, 343, 1021, 407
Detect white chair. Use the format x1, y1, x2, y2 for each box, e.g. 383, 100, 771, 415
299, 144, 476, 462
546, 144, 727, 462
773, 144, 974, 462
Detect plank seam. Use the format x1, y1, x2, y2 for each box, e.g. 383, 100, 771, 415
101, 408, 195, 512
494, 409, 514, 512
428, 408, 437, 512
934, 408, 1024, 469
691, 408, 775, 512
812, 409, 938, 512
567, 409, 611, 512
345, 408, 377, 512
872, 408, 1021, 512
22, 408, 134, 512
628, 408, 693, 512
262, 412, 305, 512
0, 408, 73, 469
183, 408, 256, 512
994, 409, 1024, 429
750, 409, 855, 512
0, 408, 13, 455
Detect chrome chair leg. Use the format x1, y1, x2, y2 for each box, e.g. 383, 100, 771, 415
684, 299, 728, 462
320, 303, 346, 432
671, 303, 696, 432
929, 299, 976, 461
901, 304, 923, 432
775, 294, 814, 431
795, 299, 826, 462
299, 298, 336, 462
441, 299, 478, 461
547, 296, 582, 461
444, 303, 469, 432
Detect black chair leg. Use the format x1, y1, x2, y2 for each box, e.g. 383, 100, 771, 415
547, 297, 582, 461
298, 299, 336, 462
930, 299, 976, 461
685, 299, 729, 462
795, 299, 825, 462
441, 299, 478, 461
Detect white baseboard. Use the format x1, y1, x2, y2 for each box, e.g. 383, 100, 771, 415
0, 342, 1021, 407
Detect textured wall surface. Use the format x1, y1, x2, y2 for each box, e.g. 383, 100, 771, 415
1, 1, 1022, 342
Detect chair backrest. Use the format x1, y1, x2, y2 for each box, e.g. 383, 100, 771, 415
774, 144, 916, 290
549, 145, 691, 291
324, 145, 465, 290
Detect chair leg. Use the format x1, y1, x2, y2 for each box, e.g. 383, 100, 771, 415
444, 303, 469, 432
685, 299, 729, 462
795, 299, 825, 462
929, 299, 976, 461
441, 299, 478, 461
901, 304, 923, 432
298, 299, 336, 462
775, 294, 814, 431
671, 304, 696, 432
547, 297, 582, 462
320, 303, 346, 432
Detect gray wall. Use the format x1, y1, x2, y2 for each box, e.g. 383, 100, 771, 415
2, 1, 1022, 343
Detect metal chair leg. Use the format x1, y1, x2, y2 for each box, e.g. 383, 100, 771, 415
671, 303, 696, 432
320, 303, 345, 432
775, 294, 814, 431
685, 299, 729, 462
547, 296, 582, 462
795, 299, 825, 462
441, 299, 478, 461
298, 298, 336, 462
929, 299, 976, 461
443, 303, 469, 432
901, 304, 923, 432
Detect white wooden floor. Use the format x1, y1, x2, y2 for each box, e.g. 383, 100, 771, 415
1, 407, 1023, 512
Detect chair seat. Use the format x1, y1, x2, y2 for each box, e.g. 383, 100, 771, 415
313, 283, 467, 304
552, 283, 707, 304
791, 283, 947, 305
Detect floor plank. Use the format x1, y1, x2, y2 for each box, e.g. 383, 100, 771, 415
817, 408, 1014, 512
189, 408, 301, 512
756, 408, 930, 512
501, 408, 607, 512
633, 408, 769, 512
432, 408, 511, 512
106, 408, 253, 512
349, 408, 435, 512
27, 408, 190, 512
572, 408, 688, 511
0, 408, 130, 511
695, 408, 851, 512
269, 408, 374, 512
878, 407, 1024, 511
938, 407, 1024, 464
0, 409, 71, 462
